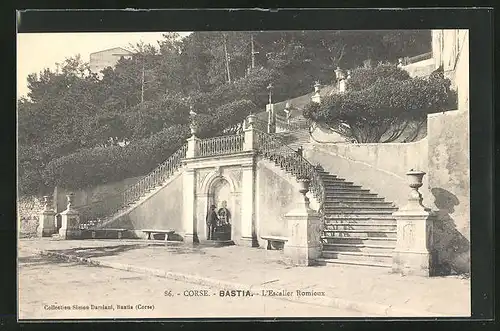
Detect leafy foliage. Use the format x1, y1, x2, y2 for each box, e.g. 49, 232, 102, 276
42, 125, 191, 189
303, 65, 457, 143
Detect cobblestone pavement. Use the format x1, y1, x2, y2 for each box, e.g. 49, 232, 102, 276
18, 238, 471, 318
18, 248, 365, 320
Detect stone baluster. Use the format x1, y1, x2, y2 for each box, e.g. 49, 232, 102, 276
283, 179, 322, 266
37, 196, 56, 237
392, 170, 436, 276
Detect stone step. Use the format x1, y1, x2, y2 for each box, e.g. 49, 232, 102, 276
320, 250, 393, 264
324, 192, 378, 199
322, 243, 395, 253
324, 215, 396, 221
323, 201, 395, 208
324, 218, 396, 224
323, 223, 397, 231
321, 236, 396, 246
324, 188, 368, 194
324, 195, 383, 201
323, 207, 398, 214
316, 257, 392, 269
322, 229, 397, 238
323, 183, 360, 188
321, 177, 347, 182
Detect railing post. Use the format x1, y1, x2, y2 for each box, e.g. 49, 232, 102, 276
186, 132, 200, 159
244, 114, 257, 152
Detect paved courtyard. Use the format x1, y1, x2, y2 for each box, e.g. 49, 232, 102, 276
18, 238, 471, 319
18, 247, 365, 320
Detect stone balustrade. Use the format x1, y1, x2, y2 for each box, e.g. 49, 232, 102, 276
197, 134, 245, 157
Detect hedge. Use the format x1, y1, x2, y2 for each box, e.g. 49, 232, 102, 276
42, 124, 191, 189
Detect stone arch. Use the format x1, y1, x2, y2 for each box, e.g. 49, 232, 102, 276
199, 170, 239, 241
200, 169, 238, 195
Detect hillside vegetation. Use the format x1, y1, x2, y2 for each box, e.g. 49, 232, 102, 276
18, 30, 431, 194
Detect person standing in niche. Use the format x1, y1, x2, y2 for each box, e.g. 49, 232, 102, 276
217, 200, 231, 240
206, 205, 219, 240
217, 200, 231, 225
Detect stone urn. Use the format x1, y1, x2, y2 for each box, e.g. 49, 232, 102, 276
66, 193, 75, 210
247, 114, 256, 126
189, 122, 198, 135
42, 195, 52, 211
405, 169, 427, 209
297, 178, 310, 198
314, 81, 321, 93
407, 169, 425, 189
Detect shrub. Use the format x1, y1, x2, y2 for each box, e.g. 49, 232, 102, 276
42, 125, 190, 189
347, 64, 410, 91
303, 65, 457, 143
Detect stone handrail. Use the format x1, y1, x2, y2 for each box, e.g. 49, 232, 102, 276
254, 129, 325, 208
403, 52, 433, 65
198, 134, 244, 157
77, 144, 188, 229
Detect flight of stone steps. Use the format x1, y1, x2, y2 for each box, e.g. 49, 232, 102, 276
266, 126, 398, 268
273, 129, 311, 151
315, 170, 398, 268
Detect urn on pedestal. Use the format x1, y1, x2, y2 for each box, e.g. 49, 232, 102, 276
58, 193, 82, 239
37, 195, 56, 237
392, 169, 436, 276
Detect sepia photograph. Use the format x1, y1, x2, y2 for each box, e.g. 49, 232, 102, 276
17, 16, 474, 320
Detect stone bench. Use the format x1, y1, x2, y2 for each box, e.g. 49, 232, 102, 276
261, 235, 288, 250
142, 229, 175, 241
90, 228, 128, 239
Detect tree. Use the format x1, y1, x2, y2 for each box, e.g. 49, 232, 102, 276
303, 65, 457, 143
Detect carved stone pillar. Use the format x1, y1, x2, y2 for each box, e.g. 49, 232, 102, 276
37, 196, 56, 237
283, 179, 322, 266
186, 135, 200, 159
392, 170, 436, 276
243, 114, 257, 151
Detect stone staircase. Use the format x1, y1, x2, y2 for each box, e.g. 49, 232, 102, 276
270, 127, 398, 268
273, 129, 311, 151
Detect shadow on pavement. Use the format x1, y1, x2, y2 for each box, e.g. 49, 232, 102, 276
48, 244, 145, 259
18, 254, 87, 268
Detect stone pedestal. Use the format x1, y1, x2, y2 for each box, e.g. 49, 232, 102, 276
37, 196, 56, 237
186, 135, 200, 159
243, 115, 256, 151
392, 170, 436, 276
58, 194, 81, 239
283, 180, 322, 266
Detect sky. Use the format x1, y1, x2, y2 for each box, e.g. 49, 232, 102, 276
16, 32, 192, 99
